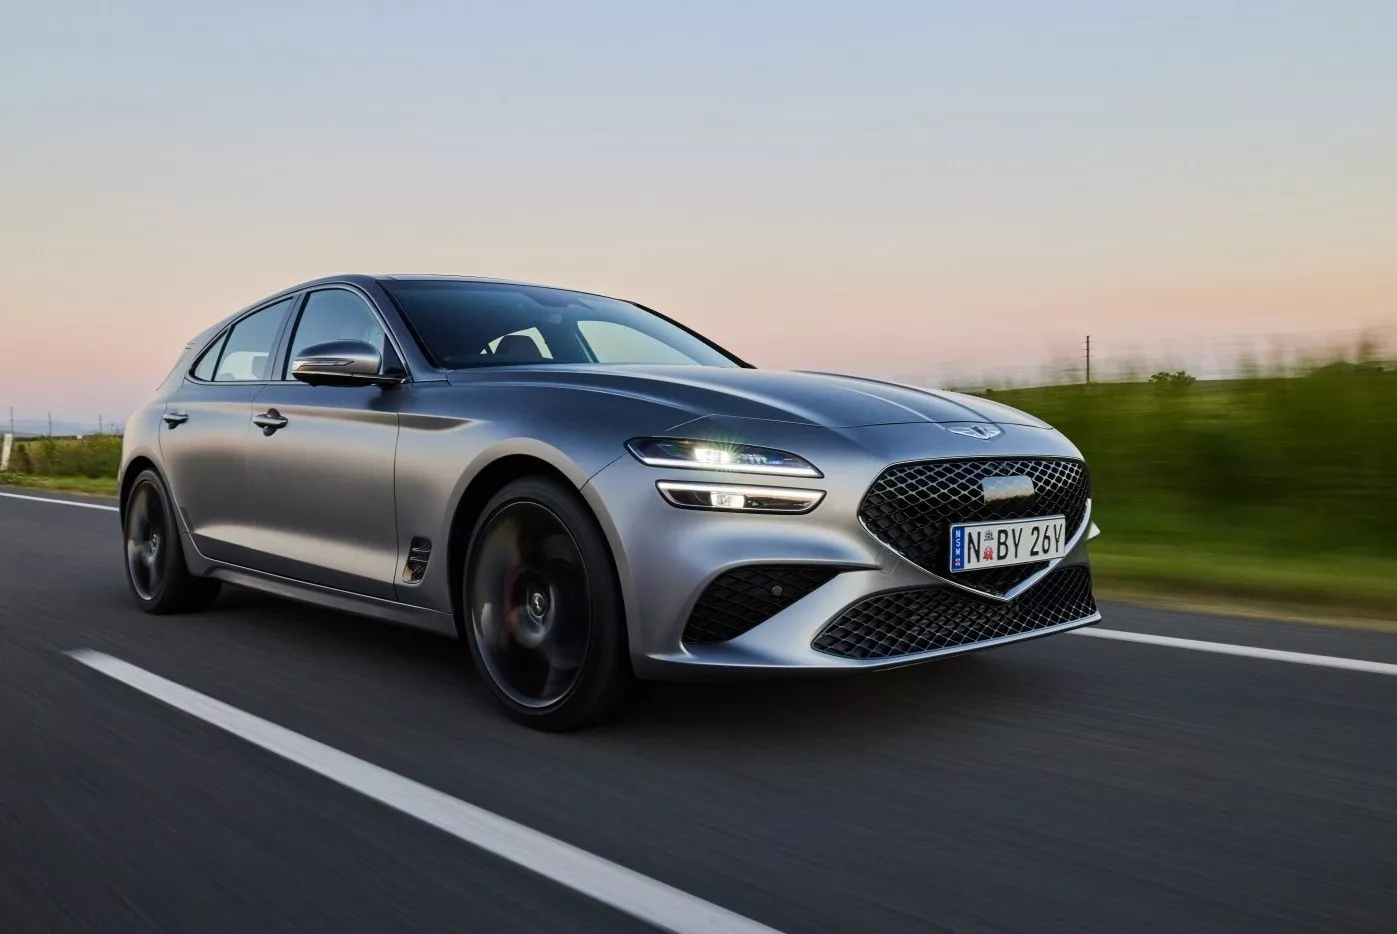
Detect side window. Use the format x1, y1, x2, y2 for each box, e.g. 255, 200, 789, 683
578, 320, 695, 364
213, 299, 294, 382
285, 289, 388, 377
191, 332, 227, 381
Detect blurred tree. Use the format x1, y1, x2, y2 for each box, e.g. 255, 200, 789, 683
1149, 370, 1197, 385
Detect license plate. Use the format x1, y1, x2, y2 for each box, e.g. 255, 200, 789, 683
949, 515, 1067, 572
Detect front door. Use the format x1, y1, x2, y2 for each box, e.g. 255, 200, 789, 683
160, 296, 295, 564
242, 287, 402, 598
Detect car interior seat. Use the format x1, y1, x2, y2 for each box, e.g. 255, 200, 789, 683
493, 334, 545, 363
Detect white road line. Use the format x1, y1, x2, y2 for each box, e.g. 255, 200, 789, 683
66, 650, 782, 934
1074, 628, 1397, 676
0, 491, 118, 512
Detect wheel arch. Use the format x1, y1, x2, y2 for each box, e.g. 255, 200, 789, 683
119, 455, 160, 514
445, 455, 630, 661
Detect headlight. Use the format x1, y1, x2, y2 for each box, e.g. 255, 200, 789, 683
656, 481, 825, 514
625, 438, 822, 477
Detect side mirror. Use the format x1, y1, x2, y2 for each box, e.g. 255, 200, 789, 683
291, 340, 405, 387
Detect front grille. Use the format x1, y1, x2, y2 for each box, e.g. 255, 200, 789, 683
859, 457, 1090, 596
683, 566, 839, 645
813, 566, 1096, 660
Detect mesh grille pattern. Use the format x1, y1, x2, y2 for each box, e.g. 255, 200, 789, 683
813, 566, 1096, 660
683, 566, 839, 645
859, 457, 1090, 596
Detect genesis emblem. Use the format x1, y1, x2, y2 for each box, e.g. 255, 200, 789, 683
945, 423, 1002, 440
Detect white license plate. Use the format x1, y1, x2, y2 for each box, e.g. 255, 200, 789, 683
949, 515, 1067, 572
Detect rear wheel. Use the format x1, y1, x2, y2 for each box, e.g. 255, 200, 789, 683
463, 478, 634, 731
122, 469, 221, 613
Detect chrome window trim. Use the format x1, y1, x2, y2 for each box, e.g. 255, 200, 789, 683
185, 294, 300, 386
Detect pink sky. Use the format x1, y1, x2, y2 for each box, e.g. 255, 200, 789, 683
2, 3, 1394, 424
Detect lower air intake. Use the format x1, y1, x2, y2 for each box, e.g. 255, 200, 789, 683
813, 566, 1096, 660
683, 566, 839, 645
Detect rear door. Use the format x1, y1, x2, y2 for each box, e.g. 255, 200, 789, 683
159, 297, 295, 563
241, 287, 403, 598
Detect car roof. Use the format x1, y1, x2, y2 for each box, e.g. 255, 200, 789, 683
268, 273, 629, 304
280, 272, 600, 290
375, 274, 548, 286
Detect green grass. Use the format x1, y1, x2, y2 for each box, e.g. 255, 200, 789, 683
1092, 543, 1397, 620
984, 358, 1397, 620
2, 435, 121, 497
0, 471, 118, 497
6, 434, 122, 479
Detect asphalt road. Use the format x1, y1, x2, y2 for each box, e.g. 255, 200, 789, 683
2, 489, 1395, 933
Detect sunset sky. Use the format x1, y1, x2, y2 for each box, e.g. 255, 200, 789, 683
3, 1, 1394, 425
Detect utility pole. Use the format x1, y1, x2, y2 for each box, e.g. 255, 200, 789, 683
98, 414, 103, 436
1084, 335, 1092, 384
47, 412, 52, 437
7, 406, 12, 436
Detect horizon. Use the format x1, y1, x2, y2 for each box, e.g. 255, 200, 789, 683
7, 329, 1390, 436
3, 2, 1394, 422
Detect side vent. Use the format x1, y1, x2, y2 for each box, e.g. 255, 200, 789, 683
402, 538, 432, 583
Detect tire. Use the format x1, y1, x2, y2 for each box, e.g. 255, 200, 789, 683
462, 477, 635, 731
122, 468, 221, 614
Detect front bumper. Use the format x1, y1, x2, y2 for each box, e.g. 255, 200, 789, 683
582, 420, 1099, 680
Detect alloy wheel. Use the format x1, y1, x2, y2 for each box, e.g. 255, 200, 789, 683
125, 481, 168, 601
467, 501, 593, 709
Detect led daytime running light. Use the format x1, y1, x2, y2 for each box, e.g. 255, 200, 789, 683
655, 481, 825, 513
626, 438, 821, 478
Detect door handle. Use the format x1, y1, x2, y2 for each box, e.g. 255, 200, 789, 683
252, 409, 288, 435
162, 411, 189, 427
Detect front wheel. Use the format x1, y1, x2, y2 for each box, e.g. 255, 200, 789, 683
463, 478, 634, 731
122, 468, 221, 613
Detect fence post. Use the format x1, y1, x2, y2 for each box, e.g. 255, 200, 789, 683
1, 433, 12, 471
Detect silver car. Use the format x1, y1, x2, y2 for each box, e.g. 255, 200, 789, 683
119, 275, 1101, 729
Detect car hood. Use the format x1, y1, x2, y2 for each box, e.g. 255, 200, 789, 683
444, 365, 1051, 430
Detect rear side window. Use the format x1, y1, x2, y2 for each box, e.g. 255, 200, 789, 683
191, 333, 227, 381
212, 299, 294, 382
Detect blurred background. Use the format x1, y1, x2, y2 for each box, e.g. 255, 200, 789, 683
2, 0, 1393, 618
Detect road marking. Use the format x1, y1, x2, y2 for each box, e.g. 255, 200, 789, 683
0, 491, 118, 512
66, 650, 783, 934
1075, 628, 1397, 676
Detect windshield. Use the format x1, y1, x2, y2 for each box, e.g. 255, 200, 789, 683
381, 279, 743, 370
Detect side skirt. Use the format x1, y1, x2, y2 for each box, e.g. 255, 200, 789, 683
206, 564, 459, 637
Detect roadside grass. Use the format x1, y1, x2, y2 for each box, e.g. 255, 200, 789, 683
1091, 542, 1397, 623
0, 471, 118, 497
989, 359, 1397, 622
2, 435, 123, 497
5, 435, 122, 479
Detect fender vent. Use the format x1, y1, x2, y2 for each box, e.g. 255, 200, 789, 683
402, 538, 432, 583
